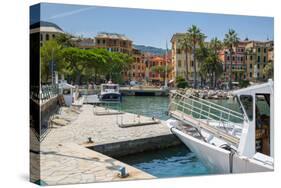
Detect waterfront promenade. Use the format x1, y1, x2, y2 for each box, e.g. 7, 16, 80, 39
31, 104, 180, 185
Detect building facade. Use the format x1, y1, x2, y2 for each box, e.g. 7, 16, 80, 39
220, 40, 274, 82
30, 21, 65, 46
170, 33, 200, 84
94, 32, 133, 54
70, 37, 95, 49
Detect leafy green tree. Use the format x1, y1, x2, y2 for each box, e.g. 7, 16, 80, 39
40, 40, 63, 83
54, 33, 75, 47
239, 80, 250, 88
62, 47, 103, 84
262, 62, 273, 79
176, 76, 188, 88
224, 29, 239, 89
186, 25, 206, 88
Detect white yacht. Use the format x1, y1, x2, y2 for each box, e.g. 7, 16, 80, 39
99, 83, 121, 101
166, 80, 274, 173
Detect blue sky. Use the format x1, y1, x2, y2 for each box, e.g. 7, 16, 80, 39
31, 3, 274, 49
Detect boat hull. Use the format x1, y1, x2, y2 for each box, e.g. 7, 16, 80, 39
167, 121, 273, 174
100, 93, 121, 101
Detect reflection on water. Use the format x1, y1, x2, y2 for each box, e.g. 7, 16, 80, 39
118, 145, 210, 178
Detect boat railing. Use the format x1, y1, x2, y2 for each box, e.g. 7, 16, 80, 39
169, 89, 245, 124
168, 90, 246, 145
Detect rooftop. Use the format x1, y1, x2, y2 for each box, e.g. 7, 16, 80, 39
95, 32, 132, 41
30, 21, 63, 31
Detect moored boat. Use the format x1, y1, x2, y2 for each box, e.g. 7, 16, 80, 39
99, 83, 121, 101
166, 80, 274, 173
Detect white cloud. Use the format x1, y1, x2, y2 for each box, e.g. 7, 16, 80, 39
46, 6, 95, 20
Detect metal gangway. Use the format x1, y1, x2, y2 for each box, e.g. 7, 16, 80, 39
168, 89, 246, 145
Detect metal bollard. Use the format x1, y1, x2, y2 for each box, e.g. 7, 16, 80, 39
118, 166, 128, 178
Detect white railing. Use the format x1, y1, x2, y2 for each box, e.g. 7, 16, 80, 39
168, 90, 246, 145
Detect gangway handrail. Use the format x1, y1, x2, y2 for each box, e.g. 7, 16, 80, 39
175, 96, 245, 121
171, 100, 244, 124
171, 90, 243, 117
171, 101, 243, 127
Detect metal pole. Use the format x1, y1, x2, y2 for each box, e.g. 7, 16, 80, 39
51, 48, 54, 85
165, 40, 168, 88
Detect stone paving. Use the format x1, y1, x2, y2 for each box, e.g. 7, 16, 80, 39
30, 104, 176, 185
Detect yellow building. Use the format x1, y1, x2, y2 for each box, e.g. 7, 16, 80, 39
244, 40, 274, 81
170, 33, 200, 84
95, 32, 133, 54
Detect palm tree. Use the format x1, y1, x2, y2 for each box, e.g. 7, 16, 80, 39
210, 37, 223, 55
186, 25, 206, 88
179, 35, 192, 82
209, 37, 223, 87
223, 29, 239, 90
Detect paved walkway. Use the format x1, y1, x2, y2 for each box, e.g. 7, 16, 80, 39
31, 104, 176, 185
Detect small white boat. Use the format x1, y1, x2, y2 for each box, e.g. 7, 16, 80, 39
99, 83, 121, 101
166, 79, 274, 173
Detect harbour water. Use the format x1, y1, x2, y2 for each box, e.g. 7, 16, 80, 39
118, 144, 210, 178
106, 96, 241, 177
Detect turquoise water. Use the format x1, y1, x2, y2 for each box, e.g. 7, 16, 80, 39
118, 145, 210, 178
105, 96, 170, 120
106, 96, 240, 177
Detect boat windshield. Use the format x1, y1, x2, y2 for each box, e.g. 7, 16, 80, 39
239, 95, 253, 121
102, 85, 119, 92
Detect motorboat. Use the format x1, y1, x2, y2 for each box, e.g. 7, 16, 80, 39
99, 83, 121, 101
166, 79, 274, 174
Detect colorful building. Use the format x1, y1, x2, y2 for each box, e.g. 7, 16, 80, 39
220, 39, 274, 82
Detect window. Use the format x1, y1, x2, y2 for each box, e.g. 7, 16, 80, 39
250, 55, 253, 60
102, 39, 105, 44
250, 64, 252, 69
250, 72, 252, 78
239, 95, 253, 121
191, 61, 194, 67
52, 34, 55, 38
176, 49, 181, 54
227, 56, 230, 61
258, 48, 261, 53
264, 48, 267, 53
257, 64, 260, 69
263, 56, 266, 63
257, 73, 260, 77
258, 56, 260, 62
178, 60, 182, 67
46, 34, 49, 41
97, 39, 100, 44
